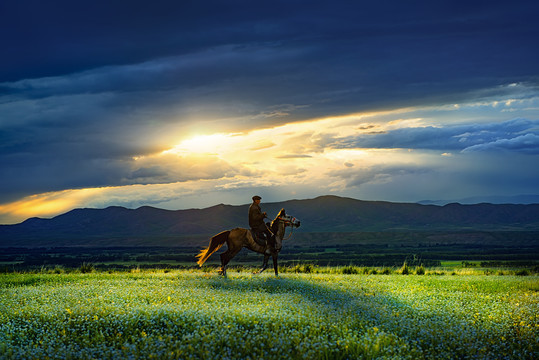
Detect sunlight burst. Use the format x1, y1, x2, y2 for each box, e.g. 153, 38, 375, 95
164, 133, 239, 156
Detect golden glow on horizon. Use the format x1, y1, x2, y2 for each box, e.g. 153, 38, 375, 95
0, 188, 102, 224
0, 183, 198, 224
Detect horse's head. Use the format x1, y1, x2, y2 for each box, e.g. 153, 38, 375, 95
280, 209, 300, 228
270, 209, 300, 252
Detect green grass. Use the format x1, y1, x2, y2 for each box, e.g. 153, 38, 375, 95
1, 270, 537, 359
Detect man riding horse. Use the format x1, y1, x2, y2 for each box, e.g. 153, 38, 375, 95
197, 207, 300, 276
248, 195, 274, 245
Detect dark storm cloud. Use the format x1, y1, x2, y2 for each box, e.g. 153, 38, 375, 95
3, 1, 538, 96
0, 1, 291, 81
326, 119, 539, 154
1, 0, 539, 203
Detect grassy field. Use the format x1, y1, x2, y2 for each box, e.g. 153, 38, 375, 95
1, 270, 537, 359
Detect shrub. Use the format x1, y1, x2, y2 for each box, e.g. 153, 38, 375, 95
283, 264, 317, 273
399, 261, 410, 275
415, 265, 425, 275
79, 262, 94, 273
287, 264, 303, 273
342, 266, 359, 274
303, 263, 315, 273
515, 269, 530, 276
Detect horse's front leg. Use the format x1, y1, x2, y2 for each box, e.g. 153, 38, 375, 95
272, 252, 279, 276
256, 254, 270, 274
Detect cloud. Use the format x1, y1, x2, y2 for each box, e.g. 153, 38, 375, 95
129, 152, 249, 184
0, 45, 309, 103
328, 164, 432, 188
462, 133, 539, 154
1, 45, 314, 202
276, 154, 313, 159
325, 118, 539, 154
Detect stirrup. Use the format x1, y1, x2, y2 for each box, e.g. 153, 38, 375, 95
251, 230, 266, 246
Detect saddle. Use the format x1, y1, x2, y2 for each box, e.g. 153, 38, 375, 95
250, 223, 272, 246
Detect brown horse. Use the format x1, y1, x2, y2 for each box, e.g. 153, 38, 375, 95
196, 209, 300, 276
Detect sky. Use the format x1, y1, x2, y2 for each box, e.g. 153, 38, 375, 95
1, 0, 539, 224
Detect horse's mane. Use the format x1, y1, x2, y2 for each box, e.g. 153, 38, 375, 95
270, 208, 286, 231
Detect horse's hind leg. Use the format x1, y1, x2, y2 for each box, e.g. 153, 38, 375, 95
219, 245, 242, 276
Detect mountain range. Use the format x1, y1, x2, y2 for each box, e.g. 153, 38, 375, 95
1, 195, 539, 247
418, 194, 539, 206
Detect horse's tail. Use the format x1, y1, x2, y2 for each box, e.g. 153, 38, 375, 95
196, 230, 230, 266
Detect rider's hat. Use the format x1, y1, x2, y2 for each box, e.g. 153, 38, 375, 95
252, 195, 262, 201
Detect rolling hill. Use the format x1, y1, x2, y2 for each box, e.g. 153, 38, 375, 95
1, 195, 539, 247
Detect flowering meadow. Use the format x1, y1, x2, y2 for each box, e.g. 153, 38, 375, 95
0, 270, 537, 359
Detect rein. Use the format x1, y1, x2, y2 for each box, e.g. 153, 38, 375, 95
276, 216, 296, 240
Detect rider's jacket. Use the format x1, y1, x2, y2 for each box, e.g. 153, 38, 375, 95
248, 202, 266, 228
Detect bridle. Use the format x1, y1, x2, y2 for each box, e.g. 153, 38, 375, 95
275, 216, 298, 240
